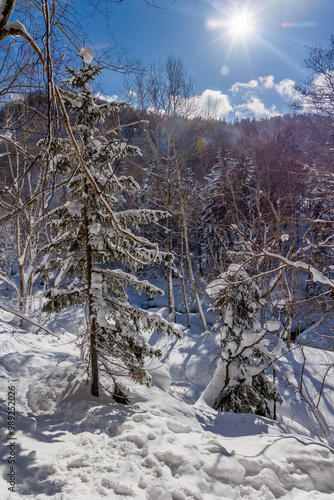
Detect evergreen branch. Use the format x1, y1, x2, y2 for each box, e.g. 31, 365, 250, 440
96, 267, 164, 296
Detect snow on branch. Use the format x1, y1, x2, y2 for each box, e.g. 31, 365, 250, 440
258, 249, 334, 292
0, 301, 59, 337
0, 270, 20, 299
0, 0, 15, 35
5, 19, 28, 35
0, 134, 36, 158
79, 47, 94, 65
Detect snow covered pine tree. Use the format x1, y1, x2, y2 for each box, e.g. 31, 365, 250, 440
42, 52, 180, 399
205, 264, 282, 418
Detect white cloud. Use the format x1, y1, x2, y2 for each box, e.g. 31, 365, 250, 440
180, 76, 292, 120
221, 75, 296, 119
275, 78, 295, 97
230, 75, 296, 99
259, 75, 275, 89
95, 92, 119, 103
229, 79, 259, 94
235, 96, 280, 119
98, 74, 296, 123
191, 89, 233, 119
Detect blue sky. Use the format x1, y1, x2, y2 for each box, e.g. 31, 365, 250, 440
84, 0, 334, 121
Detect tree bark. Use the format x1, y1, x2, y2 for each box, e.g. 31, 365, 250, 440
174, 155, 207, 331
83, 182, 99, 397
166, 182, 176, 321
179, 223, 190, 328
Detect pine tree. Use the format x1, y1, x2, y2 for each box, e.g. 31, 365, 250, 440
42, 56, 180, 398
205, 264, 282, 418
200, 147, 239, 275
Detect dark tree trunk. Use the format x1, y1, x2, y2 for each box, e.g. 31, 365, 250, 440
83, 182, 99, 397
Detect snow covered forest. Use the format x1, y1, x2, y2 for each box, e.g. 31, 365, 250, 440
0, 1, 333, 499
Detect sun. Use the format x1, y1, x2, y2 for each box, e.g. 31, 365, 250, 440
206, 7, 256, 41
227, 10, 255, 39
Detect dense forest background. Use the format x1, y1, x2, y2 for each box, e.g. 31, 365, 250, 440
1, 92, 333, 319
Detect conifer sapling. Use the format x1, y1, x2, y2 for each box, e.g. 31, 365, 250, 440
42, 53, 181, 399
206, 264, 282, 417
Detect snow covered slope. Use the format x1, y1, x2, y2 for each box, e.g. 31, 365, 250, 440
0, 320, 334, 500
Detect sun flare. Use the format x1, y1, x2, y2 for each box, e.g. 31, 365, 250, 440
227, 10, 255, 39
206, 7, 256, 41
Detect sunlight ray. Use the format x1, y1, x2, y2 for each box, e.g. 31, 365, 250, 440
255, 33, 306, 73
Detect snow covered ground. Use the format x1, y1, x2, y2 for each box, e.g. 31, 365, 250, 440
0, 283, 334, 499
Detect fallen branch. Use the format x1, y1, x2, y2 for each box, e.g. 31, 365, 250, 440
0, 302, 59, 337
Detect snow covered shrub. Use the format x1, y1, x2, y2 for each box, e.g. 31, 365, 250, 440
206, 264, 282, 418
42, 55, 180, 398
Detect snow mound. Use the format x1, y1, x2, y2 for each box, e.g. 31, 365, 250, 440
26, 362, 90, 414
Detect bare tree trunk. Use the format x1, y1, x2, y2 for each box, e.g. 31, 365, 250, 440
166, 181, 176, 321
174, 156, 207, 331
166, 261, 176, 322
179, 223, 190, 328
285, 314, 292, 349
273, 363, 277, 420
0, 0, 16, 40
83, 182, 99, 397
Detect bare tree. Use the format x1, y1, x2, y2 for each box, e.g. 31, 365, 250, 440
0, 102, 51, 319
126, 56, 207, 330
293, 36, 334, 118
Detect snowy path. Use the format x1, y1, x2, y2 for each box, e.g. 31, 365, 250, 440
0, 325, 334, 499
